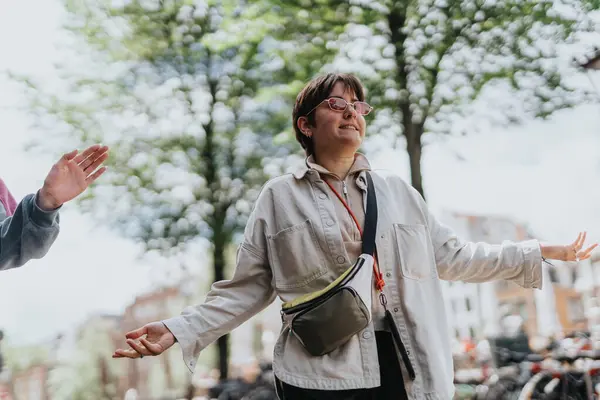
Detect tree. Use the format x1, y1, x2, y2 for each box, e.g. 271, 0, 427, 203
13, 0, 290, 380
48, 316, 123, 400
253, 0, 599, 199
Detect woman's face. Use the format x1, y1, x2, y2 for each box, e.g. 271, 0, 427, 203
300, 82, 367, 157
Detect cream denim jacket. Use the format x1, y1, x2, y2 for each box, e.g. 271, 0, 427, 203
163, 155, 543, 400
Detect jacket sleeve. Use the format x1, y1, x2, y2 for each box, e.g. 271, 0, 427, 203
162, 195, 276, 373
0, 192, 61, 271
407, 186, 543, 289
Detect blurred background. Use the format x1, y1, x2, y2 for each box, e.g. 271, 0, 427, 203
1, 0, 600, 399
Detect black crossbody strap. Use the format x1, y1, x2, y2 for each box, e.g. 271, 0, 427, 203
361, 172, 377, 257
363, 172, 417, 381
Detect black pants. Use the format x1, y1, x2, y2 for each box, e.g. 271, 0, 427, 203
275, 331, 409, 400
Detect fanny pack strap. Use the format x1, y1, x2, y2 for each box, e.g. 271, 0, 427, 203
324, 172, 385, 291
325, 171, 416, 381
361, 172, 377, 257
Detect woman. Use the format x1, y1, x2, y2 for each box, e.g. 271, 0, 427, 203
113, 73, 596, 399
0, 144, 109, 271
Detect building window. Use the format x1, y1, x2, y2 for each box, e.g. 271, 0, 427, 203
465, 298, 472, 312
452, 300, 459, 313
568, 298, 585, 322
548, 268, 559, 284
496, 281, 511, 292
517, 301, 528, 319
469, 327, 476, 338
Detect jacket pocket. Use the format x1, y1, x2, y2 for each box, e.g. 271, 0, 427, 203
267, 219, 327, 289
393, 223, 436, 281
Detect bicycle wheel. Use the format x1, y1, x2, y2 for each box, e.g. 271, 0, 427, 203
519, 371, 589, 400
518, 372, 557, 400
454, 383, 479, 399
482, 377, 521, 400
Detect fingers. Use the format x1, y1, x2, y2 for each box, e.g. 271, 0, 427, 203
114, 323, 171, 360
73, 144, 104, 164
112, 348, 140, 359
60, 149, 79, 162
577, 232, 586, 250
125, 338, 162, 358
140, 337, 163, 356
571, 232, 584, 250
579, 244, 599, 260
125, 325, 148, 340
86, 166, 107, 184
126, 339, 149, 356
82, 151, 109, 174
79, 147, 109, 170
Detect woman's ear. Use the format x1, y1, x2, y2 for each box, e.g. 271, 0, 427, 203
297, 116, 312, 137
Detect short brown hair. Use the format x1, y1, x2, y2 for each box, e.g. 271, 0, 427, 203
293, 73, 366, 156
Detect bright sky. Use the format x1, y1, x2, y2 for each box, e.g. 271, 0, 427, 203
0, 0, 160, 346
1, 0, 600, 347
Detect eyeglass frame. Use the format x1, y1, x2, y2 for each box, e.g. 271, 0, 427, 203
304, 97, 374, 117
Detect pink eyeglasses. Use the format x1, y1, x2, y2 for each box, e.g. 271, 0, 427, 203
306, 97, 373, 116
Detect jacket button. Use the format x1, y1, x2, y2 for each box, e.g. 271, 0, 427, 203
386, 272, 391, 278
394, 308, 399, 313
326, 220, 335, 227
362, 331, 372, 339
319, 193, 327, 200
336, 256, 346, 264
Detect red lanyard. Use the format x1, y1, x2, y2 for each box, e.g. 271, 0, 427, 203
324, 179, 386, 292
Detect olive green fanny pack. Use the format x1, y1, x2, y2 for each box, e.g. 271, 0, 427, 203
280, 172, 378, 357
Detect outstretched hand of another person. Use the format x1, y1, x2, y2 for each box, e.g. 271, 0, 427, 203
37, 144, 109, 211
112, 322, 176, 359
541, 232, 598, 263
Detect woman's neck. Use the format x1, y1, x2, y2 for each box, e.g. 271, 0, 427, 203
313, 153, 355, 180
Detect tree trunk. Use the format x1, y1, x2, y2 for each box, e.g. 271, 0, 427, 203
388, 6, 427, 201
405, 122, 425, 200
213, 229, 229, 381
202, 75, 230, 380
163, 351, 174, 392
184, 382, 195, 400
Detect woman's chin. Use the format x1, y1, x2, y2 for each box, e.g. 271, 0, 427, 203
338, 134, 363, 149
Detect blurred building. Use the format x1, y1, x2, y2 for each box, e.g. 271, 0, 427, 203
573, 253, 600, 331
118, 277, 282, 399
439, 211, 588, 341
1, 333, 63, 400
119, 285, 190, 399
10, 365, 49, 400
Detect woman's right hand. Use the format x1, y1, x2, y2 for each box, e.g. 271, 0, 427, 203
112, 321, 176, 359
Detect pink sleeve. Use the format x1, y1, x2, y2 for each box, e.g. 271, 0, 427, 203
0, 178, 18, 216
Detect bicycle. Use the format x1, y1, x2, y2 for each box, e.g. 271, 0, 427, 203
518, 350, 600, 400
476, 349, 545, 400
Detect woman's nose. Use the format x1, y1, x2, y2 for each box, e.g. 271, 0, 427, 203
343, 104, 358, 118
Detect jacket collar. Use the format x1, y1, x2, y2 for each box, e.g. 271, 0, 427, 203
293, 153, 371, 180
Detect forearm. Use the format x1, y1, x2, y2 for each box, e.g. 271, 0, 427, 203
37, 187, 63, 211
436, 238, 543, 288
163, 242, 275, 372
0, 193, 60, 270
540, 244, 569, 261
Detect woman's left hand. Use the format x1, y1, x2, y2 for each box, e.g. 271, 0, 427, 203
541, 232, 598, 262
37, 144, 109, 210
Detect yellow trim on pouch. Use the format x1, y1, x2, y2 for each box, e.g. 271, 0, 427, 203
281, 265, 354, 310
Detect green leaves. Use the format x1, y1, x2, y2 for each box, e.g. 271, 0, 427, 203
15, 0, 600, 223
13, 0, 296, 258
258, 0, 597, 133
248, 0, 599, 197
